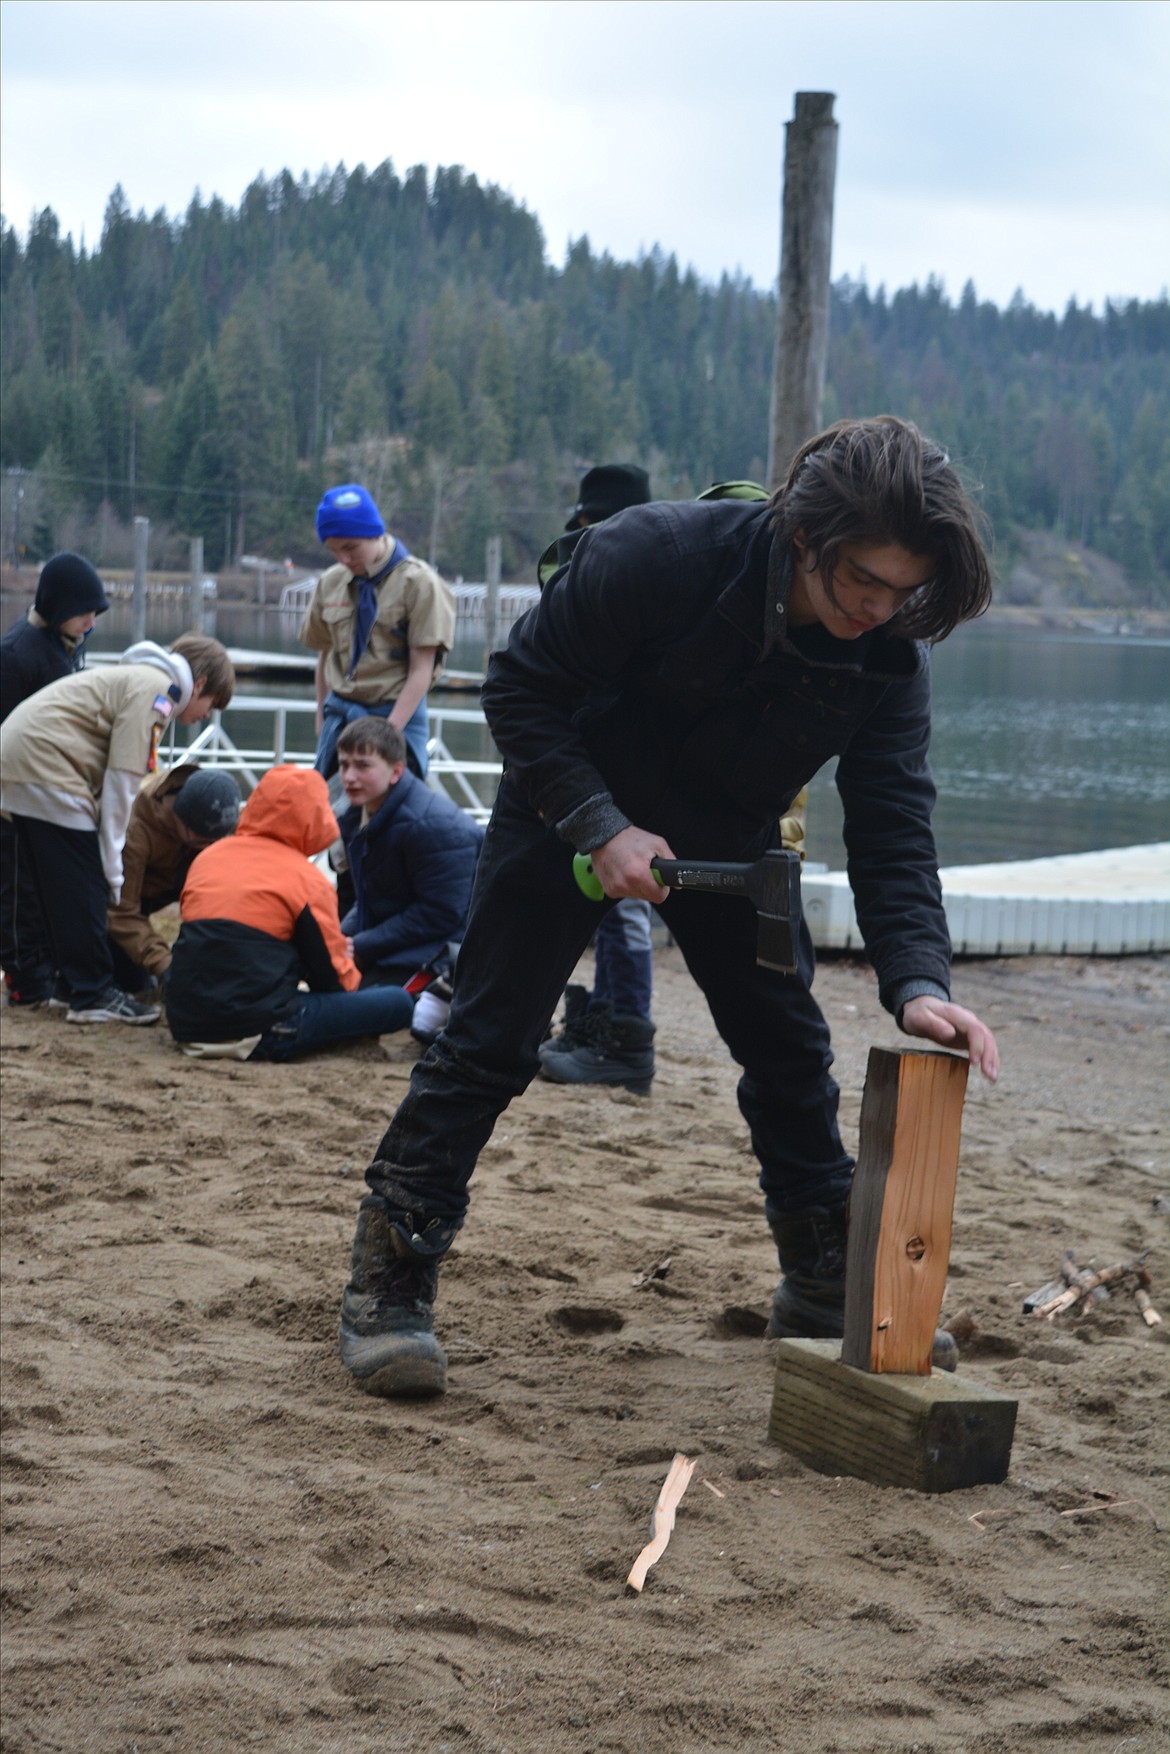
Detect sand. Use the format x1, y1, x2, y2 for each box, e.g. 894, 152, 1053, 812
1, 947, 1167, 1753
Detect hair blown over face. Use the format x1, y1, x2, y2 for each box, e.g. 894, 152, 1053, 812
769, 416, 994, 641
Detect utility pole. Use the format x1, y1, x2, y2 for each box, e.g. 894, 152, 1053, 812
767, 92, 839, 490
132, 516, 149, 643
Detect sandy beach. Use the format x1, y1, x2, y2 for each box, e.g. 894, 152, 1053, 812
1, 944, 1167, 1752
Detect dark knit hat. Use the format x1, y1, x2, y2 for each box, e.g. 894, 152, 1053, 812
34, 552, 110, 626
173, 769, 241, 840
315, 484, 385, 543
566, 464, 651, 530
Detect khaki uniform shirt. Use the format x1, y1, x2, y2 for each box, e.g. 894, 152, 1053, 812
0, 662, 178, 818
299, 552, 456, 705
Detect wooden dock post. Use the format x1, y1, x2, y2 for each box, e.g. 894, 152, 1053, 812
767, 91, 838, 490
768, 1048, 1017, 1492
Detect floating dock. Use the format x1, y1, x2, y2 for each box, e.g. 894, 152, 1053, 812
802, 844, 1170, 956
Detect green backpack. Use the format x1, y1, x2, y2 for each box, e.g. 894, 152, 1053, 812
536, 479, 769, 588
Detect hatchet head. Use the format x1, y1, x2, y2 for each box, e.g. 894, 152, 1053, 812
750, 850, 802, 973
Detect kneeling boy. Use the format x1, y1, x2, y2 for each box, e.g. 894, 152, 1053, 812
166, 765, 414, 1060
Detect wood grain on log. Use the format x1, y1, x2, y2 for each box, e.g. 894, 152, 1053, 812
842, 1049, 969, 1375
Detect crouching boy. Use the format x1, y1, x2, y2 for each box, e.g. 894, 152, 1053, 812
166, 764, 415, 1060
0, 634, 233, 1024
107, 764, 242, 995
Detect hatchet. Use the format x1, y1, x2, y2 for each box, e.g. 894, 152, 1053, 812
572, 848, 802, 973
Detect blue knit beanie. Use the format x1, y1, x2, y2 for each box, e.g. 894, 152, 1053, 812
315, 484, 385, 542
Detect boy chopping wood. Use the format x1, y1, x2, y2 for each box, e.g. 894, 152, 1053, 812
338, 417, 1002, 1398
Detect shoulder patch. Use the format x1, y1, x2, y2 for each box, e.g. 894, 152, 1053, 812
153, 694, 175, 719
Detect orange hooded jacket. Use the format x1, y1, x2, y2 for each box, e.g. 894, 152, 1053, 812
166, 765, 359, 1043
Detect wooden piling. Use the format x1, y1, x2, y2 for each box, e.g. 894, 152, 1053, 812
767, 92, 839, 490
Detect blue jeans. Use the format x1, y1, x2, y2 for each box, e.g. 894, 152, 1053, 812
591, 898, 653, 1019
255, 984, 414, 1062
315, 692, 430, 781
362, 777, 852, 1243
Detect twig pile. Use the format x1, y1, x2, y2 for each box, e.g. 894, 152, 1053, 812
1023, 1248, 1161, 1325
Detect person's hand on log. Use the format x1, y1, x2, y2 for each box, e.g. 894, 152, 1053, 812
900, 996, 1000, 1083
588, 826, 677, 903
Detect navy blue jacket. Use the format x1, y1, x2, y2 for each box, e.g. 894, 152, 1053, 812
338, 770, 483, 976
0, 614, 85, 723
481, 497, 952, 1012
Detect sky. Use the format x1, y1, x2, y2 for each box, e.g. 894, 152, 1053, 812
1, 0, 1167, 315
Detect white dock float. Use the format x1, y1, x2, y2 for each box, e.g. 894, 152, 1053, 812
802, 844, 1170, 956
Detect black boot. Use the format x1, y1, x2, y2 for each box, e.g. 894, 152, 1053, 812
766, 1202, 849, 1339
540, 1011, 655, 1096
537, 984, 596, 1067
765, 1200, 958, 1370
339, 1198, 448, 1396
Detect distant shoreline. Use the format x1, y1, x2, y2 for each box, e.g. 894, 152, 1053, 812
3, 574, 1168, 640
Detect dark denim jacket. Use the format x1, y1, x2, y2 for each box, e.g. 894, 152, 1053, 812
482, 498, 951, 1010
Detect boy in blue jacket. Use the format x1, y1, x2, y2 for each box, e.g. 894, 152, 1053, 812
335, 718, 483, 1033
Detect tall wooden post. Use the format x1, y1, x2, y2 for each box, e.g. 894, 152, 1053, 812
132, 516, 149, 644
482, 535, 503, 676
767, 92, 838, 491
188, 536, 204, 627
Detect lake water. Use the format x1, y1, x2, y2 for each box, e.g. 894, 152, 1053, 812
86, 603, 1169, 869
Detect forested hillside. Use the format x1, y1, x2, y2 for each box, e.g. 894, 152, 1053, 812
2, 160, 1168, 597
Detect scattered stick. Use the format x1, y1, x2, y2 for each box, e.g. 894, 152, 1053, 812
632, 1256, 672, 1288
626, 1453, 695, 1594
701, 1477, 726, 1499
968, 1507, 1023, 1533
1058, 1498, 1156, 1523
1022, 1278, 1067, 1315
1134, 1269, 1163, 1327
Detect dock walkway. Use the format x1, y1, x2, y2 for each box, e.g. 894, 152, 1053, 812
803, 845, 1170, 956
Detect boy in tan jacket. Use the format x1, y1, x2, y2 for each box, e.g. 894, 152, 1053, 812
0, 633, 233, 1024
107, 764, 241, 994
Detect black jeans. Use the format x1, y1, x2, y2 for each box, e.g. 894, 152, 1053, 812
12, 817, 114, 1007
1, 815, 55, 1001
365, 778, 853, 1237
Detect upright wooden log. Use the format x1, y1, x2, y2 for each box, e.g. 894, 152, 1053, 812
842, 1048, 969, 1375
768, 1046, 1017, 1492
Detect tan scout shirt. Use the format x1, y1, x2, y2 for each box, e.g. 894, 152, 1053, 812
299, 552, 456, 705
0, 662, 178, 813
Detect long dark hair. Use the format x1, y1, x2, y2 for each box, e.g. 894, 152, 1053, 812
770, 416, 994, 640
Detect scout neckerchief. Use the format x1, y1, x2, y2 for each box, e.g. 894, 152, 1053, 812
349, 539, 410, 679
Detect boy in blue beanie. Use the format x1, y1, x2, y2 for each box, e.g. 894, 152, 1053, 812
299, 484, 455, 782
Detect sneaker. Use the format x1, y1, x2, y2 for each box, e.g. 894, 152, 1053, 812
540, 1011, 655, 1095
410, 986, 450, 1047
65, 987, 162, 1026
5, 987, 53, 1010
339, 1202, 448, 1396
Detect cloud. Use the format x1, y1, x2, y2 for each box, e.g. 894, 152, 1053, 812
2, 0, 1167, 311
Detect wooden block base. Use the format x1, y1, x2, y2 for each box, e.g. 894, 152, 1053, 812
768, 1338, 1017, 1494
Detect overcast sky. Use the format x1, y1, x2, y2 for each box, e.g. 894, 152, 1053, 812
1, 0, 1166, 314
